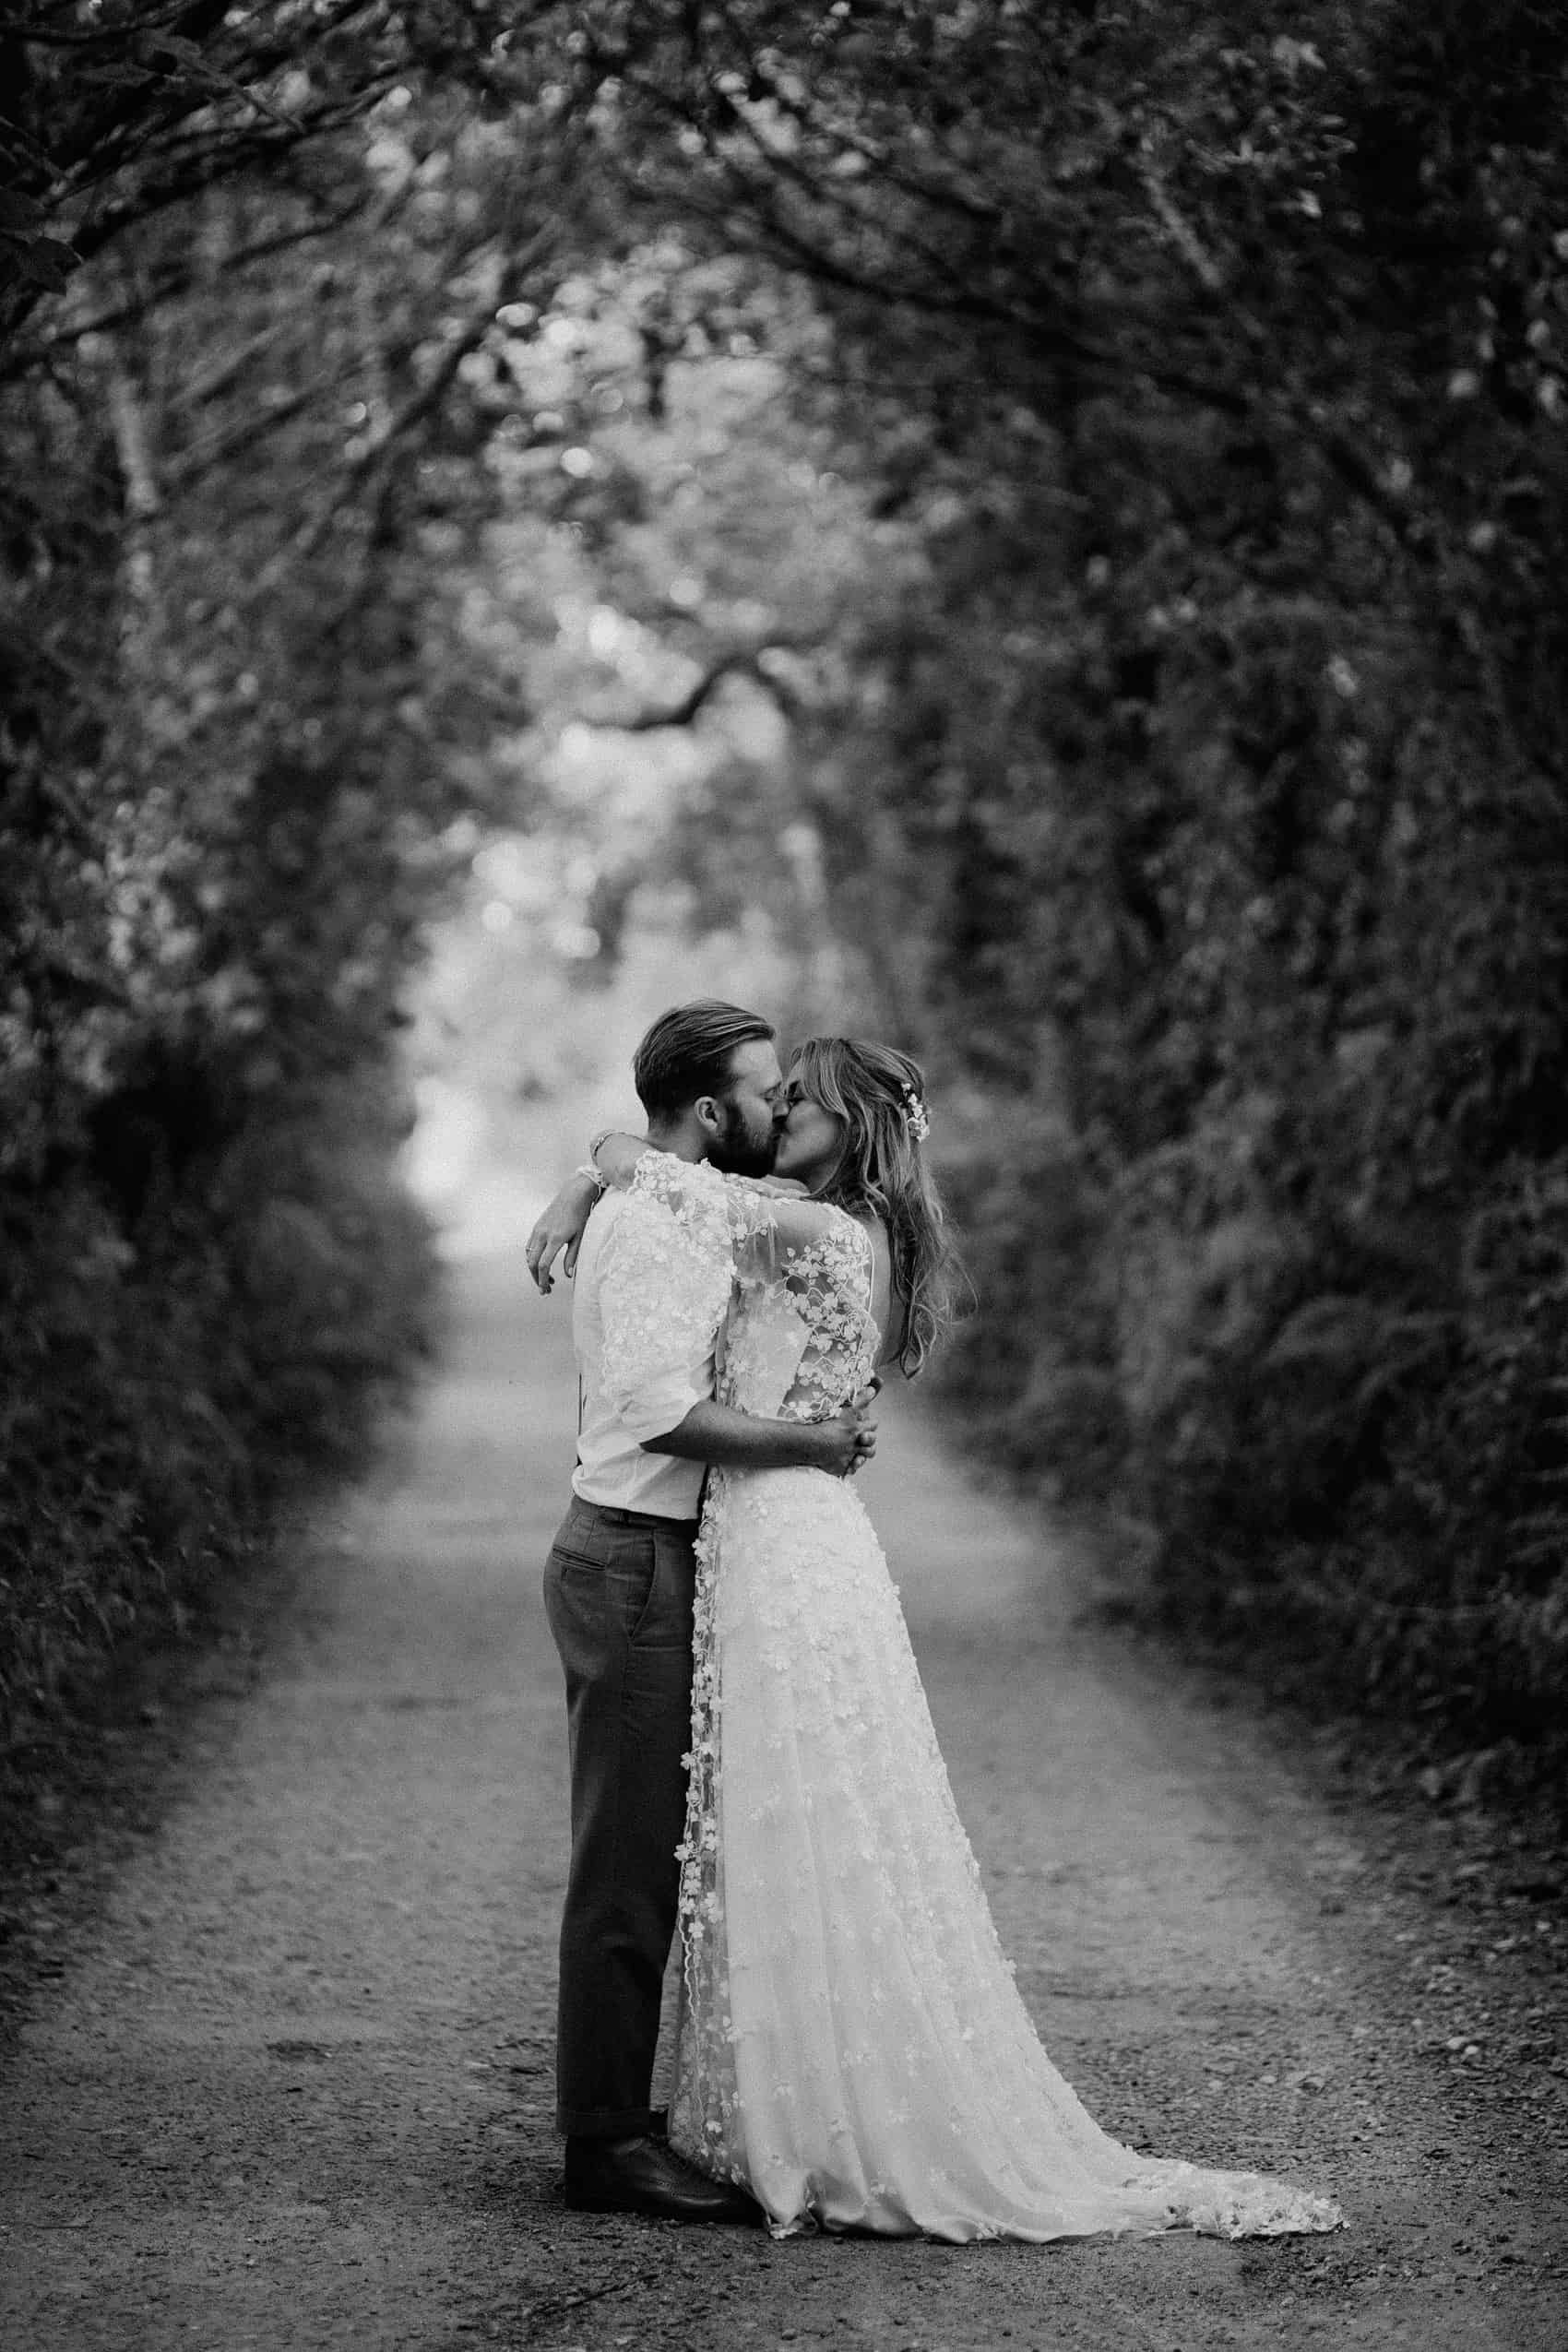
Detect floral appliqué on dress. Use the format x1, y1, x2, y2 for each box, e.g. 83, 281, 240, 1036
624, 1150, 1342, 2244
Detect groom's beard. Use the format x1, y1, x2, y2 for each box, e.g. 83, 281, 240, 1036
709, 1099, 780, 1179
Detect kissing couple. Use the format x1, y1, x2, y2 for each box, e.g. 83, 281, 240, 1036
526, 999, 1341, 2243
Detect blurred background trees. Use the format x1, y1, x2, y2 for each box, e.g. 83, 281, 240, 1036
4, 2, 1565, 1806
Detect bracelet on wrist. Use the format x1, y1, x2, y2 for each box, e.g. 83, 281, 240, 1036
578, 1128, 618, 1191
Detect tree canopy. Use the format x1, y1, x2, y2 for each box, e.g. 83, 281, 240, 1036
4, 0, 1567, 1797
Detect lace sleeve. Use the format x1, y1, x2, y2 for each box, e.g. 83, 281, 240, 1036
596, 1192, 735, 1443
627, 1148, 841, 1256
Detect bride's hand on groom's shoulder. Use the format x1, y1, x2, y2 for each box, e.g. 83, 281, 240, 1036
747, 1176, 811, 1196
525, 1170, 601, 1293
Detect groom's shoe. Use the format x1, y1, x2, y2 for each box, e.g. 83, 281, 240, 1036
563, 2133, 757, 2223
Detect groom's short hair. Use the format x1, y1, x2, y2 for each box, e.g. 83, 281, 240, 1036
634, 1000, 776, 1121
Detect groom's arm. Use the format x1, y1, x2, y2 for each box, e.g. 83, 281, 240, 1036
645, 1396, 876, 1478
591, 1190, 876, 1477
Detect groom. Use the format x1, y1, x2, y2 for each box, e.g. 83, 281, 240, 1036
528, 1000, 876, 2221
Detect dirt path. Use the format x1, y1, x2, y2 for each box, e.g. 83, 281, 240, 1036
2, 1234, 1565, 2351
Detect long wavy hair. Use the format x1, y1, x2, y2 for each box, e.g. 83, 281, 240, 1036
791, 1036, 960, 1377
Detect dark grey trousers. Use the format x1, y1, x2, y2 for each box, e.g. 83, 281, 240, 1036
541, 1494, 697, 2140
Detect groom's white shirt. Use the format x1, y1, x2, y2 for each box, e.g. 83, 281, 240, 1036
570, 1184, 727, 1519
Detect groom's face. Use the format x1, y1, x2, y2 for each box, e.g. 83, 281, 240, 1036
709, 1039, 786, 1177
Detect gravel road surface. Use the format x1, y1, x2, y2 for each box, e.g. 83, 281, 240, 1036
2, 1238, 1564, 2350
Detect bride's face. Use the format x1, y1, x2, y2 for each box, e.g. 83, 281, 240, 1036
772, 1063, 845, 1190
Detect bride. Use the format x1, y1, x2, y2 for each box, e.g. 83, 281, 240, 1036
569, 1034, 1341, 2243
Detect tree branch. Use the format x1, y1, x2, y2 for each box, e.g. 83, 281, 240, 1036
1139, 156, 1230, 301
254, 223, 559, 590
1134, 155, 1434, 554
162, 377, 333, 496
0, 204, 363, 377
614, 644, 815, 731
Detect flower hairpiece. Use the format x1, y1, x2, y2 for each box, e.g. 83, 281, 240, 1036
901, 1083, 932, 1143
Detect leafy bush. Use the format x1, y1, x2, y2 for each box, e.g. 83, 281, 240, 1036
6, 0, 1567, 1806
932, 1122, 1127, 1504
0, 1067, 436, 1748
0, 42, 552, 1755
725, 0, 1568, 1785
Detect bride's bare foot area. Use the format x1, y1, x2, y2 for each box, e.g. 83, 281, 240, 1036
1, 1256, 1562, 2346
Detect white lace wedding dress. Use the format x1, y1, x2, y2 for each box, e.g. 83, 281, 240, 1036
613, 1151, 1342, 2243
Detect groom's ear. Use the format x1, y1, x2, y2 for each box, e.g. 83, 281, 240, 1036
692, 1093, 723, 1137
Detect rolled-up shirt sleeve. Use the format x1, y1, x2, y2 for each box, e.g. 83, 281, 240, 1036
597, 1190, 734, 1446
